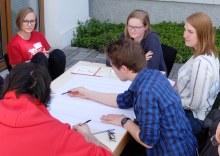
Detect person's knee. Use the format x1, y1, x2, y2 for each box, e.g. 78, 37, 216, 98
48, 49, 66, 80
31, 53, 48, 68
50, 49, 66, 60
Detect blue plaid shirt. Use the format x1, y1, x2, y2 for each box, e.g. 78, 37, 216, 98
117, 68, 198, 156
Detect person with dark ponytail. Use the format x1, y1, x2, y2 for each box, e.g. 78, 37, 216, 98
0, 63, 112, 156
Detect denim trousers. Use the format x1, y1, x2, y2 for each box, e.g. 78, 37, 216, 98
184, 109, 204, 135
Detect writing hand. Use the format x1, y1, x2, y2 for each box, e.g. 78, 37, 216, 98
72, 123, 91, 136
68, 87, 90, 99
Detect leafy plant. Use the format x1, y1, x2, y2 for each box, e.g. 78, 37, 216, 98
72, 18, 124, 53
72, 18, 220, 63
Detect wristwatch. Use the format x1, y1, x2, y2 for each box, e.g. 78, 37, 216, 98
121, 117, 131, 127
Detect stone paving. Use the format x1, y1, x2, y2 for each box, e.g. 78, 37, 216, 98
0, 46, 183, 82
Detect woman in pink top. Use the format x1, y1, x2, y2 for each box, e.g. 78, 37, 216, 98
7, 7, 66, 80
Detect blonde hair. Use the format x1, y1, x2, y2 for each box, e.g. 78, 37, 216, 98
124, 10, 151, 39
16, 7, 37, 30
186, 12, 218, 57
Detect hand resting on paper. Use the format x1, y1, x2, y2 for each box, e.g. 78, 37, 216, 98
101, 114, 126, 126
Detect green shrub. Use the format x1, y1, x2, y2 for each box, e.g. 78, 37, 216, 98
72, 18, 220, 63
72, 18, 124, 53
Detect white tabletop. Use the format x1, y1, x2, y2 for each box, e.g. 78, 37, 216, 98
50, 61, 130, 156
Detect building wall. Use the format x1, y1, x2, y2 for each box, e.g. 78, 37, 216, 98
44, 0, 89, 49
89, 0, 220, 27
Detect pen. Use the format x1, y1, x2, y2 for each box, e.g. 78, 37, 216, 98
81, 119, 91, 125
92, 129, 115, 135
61, 91, 71, 95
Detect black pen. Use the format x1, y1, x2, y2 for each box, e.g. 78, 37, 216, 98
61, 91, 71, 95
81, 119, 91, 125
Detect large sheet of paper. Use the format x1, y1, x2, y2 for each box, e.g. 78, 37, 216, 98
49, 75, 134, 133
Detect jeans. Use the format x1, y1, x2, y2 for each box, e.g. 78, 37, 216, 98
31, 49, 66, 80
184, 109, 204, 135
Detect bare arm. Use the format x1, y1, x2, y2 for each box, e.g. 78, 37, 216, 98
100, 114, 153, 149
124, 119, 152, 149
68, 87, 118, 107
73, 124, 112, 152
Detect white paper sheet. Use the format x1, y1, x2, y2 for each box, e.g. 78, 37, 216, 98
49, 75, 134, 133
71, 65, 101, 76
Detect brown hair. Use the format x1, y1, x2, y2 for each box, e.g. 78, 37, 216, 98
186, 12, 218, 57
16, 7, 37, 30
124, 9, 151, 39
105, 39, 146, 72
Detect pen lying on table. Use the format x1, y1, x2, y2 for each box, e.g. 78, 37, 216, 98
92, 129, 115, 135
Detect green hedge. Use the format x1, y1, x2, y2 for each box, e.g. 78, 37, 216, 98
71, 18, 220, 63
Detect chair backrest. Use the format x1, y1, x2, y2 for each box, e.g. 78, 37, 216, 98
211, 92, 220, 110
161, 44, 177, 77
4, 54, 12, 72
197, 91, 220, 152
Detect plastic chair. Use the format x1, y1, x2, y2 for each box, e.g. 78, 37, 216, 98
4, 54, 12, 72
161, 44, 177, 77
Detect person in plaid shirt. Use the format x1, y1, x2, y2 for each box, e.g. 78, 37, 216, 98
68, 39, 198, 156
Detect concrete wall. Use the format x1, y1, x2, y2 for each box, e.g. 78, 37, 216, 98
89, 0, 220, 27
44, 0, 89, 49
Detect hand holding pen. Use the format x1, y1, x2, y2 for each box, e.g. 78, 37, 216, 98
61, 91, 71, 95
61, 87, 91, 99
80, 119, 91, 126
73, 120, 92, 136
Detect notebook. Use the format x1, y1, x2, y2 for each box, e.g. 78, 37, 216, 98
71, 65, 101, 76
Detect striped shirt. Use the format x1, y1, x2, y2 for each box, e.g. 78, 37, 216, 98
177, 53, 220, 121
117, 68, 198, 156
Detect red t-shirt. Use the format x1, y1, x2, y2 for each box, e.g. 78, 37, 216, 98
7, 31, 51, 65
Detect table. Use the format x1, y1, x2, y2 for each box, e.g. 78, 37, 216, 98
50, 61, 131, 156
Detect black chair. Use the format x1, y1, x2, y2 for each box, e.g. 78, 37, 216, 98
197, 92, 220, 152
106, 44, 178, 77
161, 44, 177, 77
4, 54, 12, 72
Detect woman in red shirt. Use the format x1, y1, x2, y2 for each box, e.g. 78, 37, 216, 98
7, 7, 66, 80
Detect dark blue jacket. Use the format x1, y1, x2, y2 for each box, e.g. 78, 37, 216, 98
119, 31, 167, 72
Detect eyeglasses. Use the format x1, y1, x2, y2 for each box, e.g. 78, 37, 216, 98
108, 130, 116, 142
127, 25, 145, 31
211, 135, 220, 146
22, 20, 36, 25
